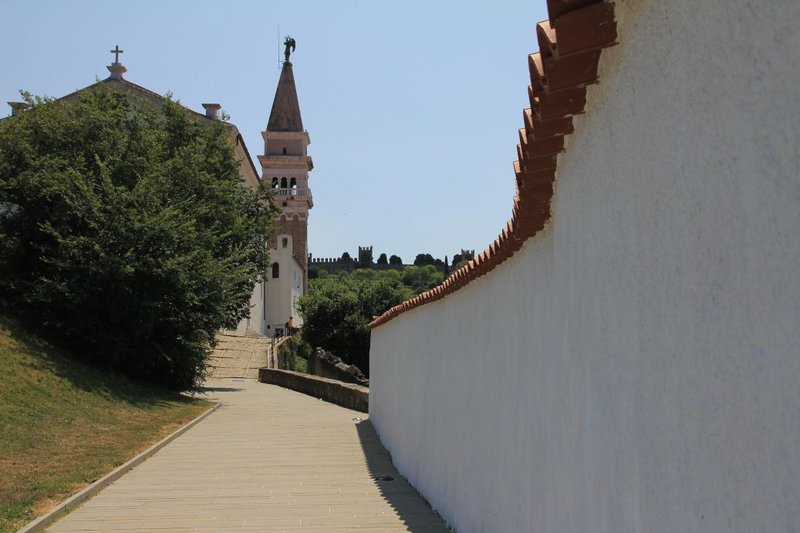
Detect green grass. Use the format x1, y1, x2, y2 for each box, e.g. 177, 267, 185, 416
0, 316, 213, 532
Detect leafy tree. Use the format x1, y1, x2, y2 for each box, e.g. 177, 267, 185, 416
376, 253, 388, 265
350, 268, 378, 281
341, 251, 352, 262
401, 265, 445, 294
451, 253, 470, 272
0, 87, 274, 390
389, 254, 403, 265
377, 268, 402, 283
413, 253, 436, 266
298, 275, 412, 374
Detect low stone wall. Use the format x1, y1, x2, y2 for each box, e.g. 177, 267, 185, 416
258, 368, 369, 413
308, 348, 369, 386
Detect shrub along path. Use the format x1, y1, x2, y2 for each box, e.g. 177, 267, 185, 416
47, 379, 447, 532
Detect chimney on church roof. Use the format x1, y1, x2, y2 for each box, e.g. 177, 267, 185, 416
8, 102, 27, 116
202, 103, 222, 119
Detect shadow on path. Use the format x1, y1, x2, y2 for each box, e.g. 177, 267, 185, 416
355, 419, 448, 532
195, 386, 244, 393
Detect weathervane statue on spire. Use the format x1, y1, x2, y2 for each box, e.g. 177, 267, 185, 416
283, 36, 296, 63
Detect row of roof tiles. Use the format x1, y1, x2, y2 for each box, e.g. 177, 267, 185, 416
370, 0, 617, 329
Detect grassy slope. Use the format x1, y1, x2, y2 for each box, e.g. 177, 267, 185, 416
0, 316, 213, 532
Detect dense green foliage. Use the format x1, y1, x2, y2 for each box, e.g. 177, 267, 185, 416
413, 253, 443, 266
0, 87, 274, 390
400, 265, 445, 294
278, 334, 312, 373
309, 266, 444, 295
298, 272, 413, 374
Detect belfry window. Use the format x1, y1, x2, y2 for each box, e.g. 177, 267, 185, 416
290, 177, 297, 188
271, 262, 280, 278
271, 177, 278, 188
280, 177, 288, 188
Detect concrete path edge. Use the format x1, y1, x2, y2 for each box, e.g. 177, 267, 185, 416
17, 402, 221, 533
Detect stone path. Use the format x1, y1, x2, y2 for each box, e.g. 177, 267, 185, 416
206, 333, 274, 380
47, 379, 447, 532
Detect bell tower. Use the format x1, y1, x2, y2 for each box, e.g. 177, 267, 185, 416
260, 36, 313, 331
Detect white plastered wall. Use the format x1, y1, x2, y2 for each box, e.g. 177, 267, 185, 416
266, 234, 304, 333
369, 1, 800, 531
230, 130, 267, 336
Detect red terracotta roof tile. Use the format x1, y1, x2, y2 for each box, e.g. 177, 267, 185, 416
549, 2, 617, 57
546, 0, 597, 22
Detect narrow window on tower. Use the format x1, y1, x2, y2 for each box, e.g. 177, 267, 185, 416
282, 147, 287, 155
272, 262, 280, 279
281, 177, 288, 188
271, 177, 278, 188
290, 177, 297, 188
282, 237, 288, 249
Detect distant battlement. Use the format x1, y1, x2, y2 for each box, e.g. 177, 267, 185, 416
308, 246, 472, 276
309, 257, 345, 264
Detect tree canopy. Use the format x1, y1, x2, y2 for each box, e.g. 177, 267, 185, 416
297, 274, 412, 374
401, 265, 445, 294
0, 87, 275, 390
413, 253, 436, 266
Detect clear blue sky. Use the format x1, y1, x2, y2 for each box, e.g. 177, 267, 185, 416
1, 0, 547, 263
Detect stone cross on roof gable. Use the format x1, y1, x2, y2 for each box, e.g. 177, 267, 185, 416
110, 45, 123, 64
107, 45, 127, 80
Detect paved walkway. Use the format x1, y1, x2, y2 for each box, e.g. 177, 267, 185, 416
47, 379, 447, 532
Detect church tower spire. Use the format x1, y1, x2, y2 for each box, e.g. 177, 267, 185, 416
266, 58, 303, 132
259, 36, 313, 333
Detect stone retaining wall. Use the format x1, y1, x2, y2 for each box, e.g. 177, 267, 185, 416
307, 348, 369, 386
258, 368, 368, 413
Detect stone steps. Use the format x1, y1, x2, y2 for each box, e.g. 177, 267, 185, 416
206, 332, 274, 380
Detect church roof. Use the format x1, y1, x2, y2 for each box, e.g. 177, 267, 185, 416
58, 67, 262, 184
267, 62, 304, 132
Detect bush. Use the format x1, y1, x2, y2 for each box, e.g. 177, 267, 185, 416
278, 334, 312, 373
298, 275, 412, 375
0, 88, 274, 390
